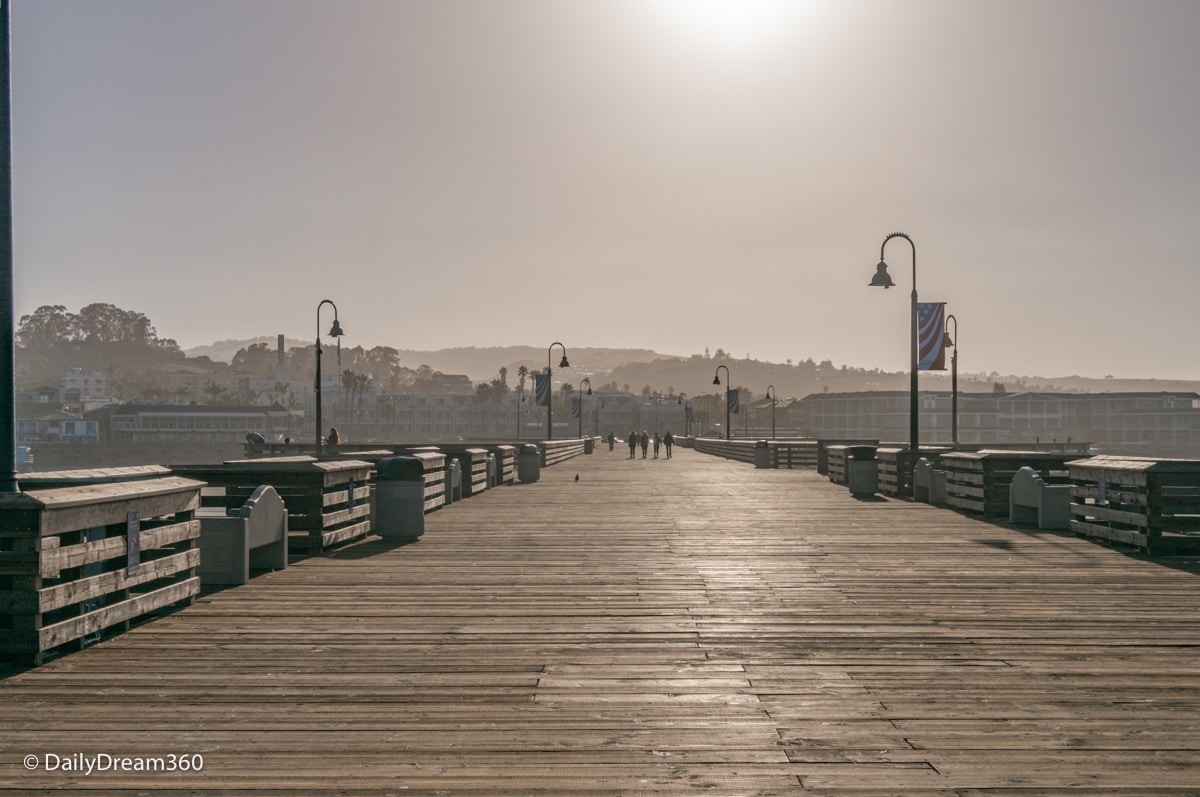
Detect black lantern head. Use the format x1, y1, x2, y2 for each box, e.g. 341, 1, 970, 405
869, 260, 895, 288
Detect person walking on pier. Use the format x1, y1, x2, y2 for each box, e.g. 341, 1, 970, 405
663, 430, 674, 459
652, 432, 661, 459
326, 427, 340, 445
607, 432, 615, 452
628, 430, 638, 459
640, 431, 649, 459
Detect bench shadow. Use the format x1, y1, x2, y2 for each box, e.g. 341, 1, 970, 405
960, 513, 1200, 575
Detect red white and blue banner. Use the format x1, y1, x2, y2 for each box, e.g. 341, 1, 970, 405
727, 390, 739, 414
570, 397, 581, 419
917, 302, 947, 371
534, 374, 551, 406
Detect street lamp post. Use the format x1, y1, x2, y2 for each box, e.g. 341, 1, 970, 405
713, 365, 730, 440
546, 342, 569, 440
314, 299, 344, 458
869, 232, 919, 451
677, 393, 688, 437
944, 314, 958, 446
766, 385, 777, 439
0, 3, 16, 493
578, 378, 592, 438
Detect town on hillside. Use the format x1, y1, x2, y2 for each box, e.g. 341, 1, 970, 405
16, 303, 1200, 469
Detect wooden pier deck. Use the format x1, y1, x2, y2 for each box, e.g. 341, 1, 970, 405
3, 447, 1200, 795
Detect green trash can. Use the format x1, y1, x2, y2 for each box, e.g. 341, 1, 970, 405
375, 456, 426, 540
517, 444, 541, 483
754, 440, 771, 469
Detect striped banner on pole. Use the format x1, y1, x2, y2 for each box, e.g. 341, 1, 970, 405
570, 397, 580, 419
534, 374, 551, 406
918, 302, 947, 371
728, 390, 739, 414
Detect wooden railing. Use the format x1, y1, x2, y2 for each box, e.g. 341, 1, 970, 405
1068, 455, 1200, 555
816, 440, 879, 476
770, 441, 818, 469
942, 450, 1079, 517
540, 438, 592, 467
173, 457, 373, 556
0, 476, 203, 666
693, 438, 818, 469
430, 447, 490, 496
487, 445, 516, 486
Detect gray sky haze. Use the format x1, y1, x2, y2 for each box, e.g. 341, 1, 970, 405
11, 0, 1200, 379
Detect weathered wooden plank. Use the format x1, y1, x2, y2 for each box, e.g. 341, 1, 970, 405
3, 449, 1200, 795
26, 577, 199, 652
39, 518, 199, 579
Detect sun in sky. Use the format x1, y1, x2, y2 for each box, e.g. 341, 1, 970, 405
649, 0, 826, 53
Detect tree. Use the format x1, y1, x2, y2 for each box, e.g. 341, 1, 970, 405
361, 346, 401, 382
203, 382, 230, 403
16, 305, 76, 349
231, 342, 276, 376
76, 302, 156, 345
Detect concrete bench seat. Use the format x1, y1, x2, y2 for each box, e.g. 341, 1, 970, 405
913, 457, 947, 505
197, 485, 288, 586
1009, 466, 1070, 530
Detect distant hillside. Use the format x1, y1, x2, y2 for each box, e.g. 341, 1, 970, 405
183, 339, 1200, 396
412, 347, 669, 382
185, 340, 672, 382
185, 337, 308, 363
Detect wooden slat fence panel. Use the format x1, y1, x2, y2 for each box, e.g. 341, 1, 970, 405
0, 477, 203, 666
1068, 455, 1200, 555
172, 457, 373, 556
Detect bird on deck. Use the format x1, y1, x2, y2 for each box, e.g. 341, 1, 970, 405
574, 474, 579, 482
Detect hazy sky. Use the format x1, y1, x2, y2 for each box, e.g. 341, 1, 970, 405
11, 0, 1200, 379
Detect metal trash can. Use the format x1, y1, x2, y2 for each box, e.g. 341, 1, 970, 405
375, 456, 426, 540
584, 438, 594, 454
846, 446, 879, 497
517, 444, 541, 483
754, 440, 771, 469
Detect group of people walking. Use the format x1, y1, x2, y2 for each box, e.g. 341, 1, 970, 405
611, 430, 674, 459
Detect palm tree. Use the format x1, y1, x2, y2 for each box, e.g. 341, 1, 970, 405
203, 381, 229, 404
517, 365, 529, 396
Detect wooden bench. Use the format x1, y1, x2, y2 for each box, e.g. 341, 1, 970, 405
1009, 466, 1071, 530
0, 476, 203, 665
196, 485, 289, 586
